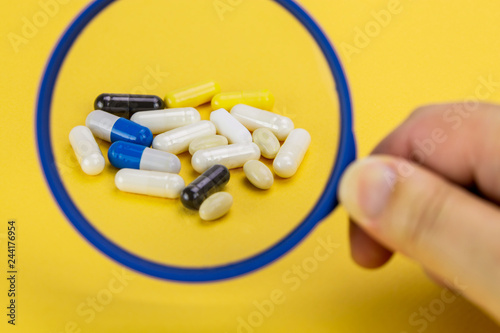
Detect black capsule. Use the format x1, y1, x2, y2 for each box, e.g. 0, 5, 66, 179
94, 94, 165, 119
181, 165, 230, 210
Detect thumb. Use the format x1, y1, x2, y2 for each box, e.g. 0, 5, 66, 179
338, 156, 500, 320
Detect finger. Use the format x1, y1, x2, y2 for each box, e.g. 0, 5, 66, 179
349, 220, 393, 269
338, 156, 500, 320
353, 103, 500, 274
372, 103, 500, 203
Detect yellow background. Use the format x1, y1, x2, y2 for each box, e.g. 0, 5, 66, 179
1, 0, 500, 332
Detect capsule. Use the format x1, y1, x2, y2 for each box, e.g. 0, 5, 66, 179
273, 129, 311, 178
86, 110, 153, 146
199, 192, 233, 221
165, 81, 221, 108
243, 160, 274, 190
189, 135, 228, 155
94, 94, 164, 118
152, 121, 216, 154
212, 90, 274, 111
192, 143, 261, 174
210, 108, 252, 144
69, 126, 105, 176
252, 128, 280, 159
231, 104, 294, 141
115, 169, 185, 199
130, 108, 200, 134
181, 164, 230, 210
108, 141, 181, 173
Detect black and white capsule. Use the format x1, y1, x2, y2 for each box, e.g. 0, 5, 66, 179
94, 94, 165, 119
180, 165, 230, 210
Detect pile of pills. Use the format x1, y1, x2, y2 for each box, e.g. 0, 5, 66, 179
69, 81, 311, 221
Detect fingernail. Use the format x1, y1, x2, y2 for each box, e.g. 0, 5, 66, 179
338, 157, 396, 224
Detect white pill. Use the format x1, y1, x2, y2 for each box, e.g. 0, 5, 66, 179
191, 143, 261, 173
152, 120, 216, 154
130, 108, 200, 134
115, 169, 185, 199
199, 192, 233, 221
243, 160, 274, 190
189, 135, 229, 155
273, 129, 311, 178
69, 126, 105, 176
230, 104, 294, 141
252, 128, 280, 159
210, 108, 252, 144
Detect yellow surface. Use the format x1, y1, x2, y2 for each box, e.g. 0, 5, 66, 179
1, 0, 500, 332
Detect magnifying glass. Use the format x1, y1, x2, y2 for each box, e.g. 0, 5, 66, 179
36, 0, 355, 282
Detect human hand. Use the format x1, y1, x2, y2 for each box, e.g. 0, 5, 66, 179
338, 103, 500, 321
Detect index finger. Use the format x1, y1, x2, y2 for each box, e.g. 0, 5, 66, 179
372, 103, 500, 203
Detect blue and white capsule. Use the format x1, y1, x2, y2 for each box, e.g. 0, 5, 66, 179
86, 110, 153, 146
108, 141, 181, 173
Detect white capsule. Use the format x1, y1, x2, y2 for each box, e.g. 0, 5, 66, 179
130, 108, 201, 134
69, 126, 105, 176
115, 169, 185, 199
273, 129, 311, 178
199, 192, 233, 221
189, 135, 229, 155
230, 104, 294, 141
252, 128, 280, 159
243, 160, 274, 190
191, 143, 261, 173
140, 148, 181, 173
210, 108, 252, 144
152, 120, 216, 154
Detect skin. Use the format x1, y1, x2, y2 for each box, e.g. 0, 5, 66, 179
338, 103, 500, 322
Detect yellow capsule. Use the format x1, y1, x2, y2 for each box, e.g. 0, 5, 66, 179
165, 81, 221, 108
211, 90, 275, 111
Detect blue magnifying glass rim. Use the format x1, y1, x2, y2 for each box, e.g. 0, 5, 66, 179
36, 0, 356, 282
